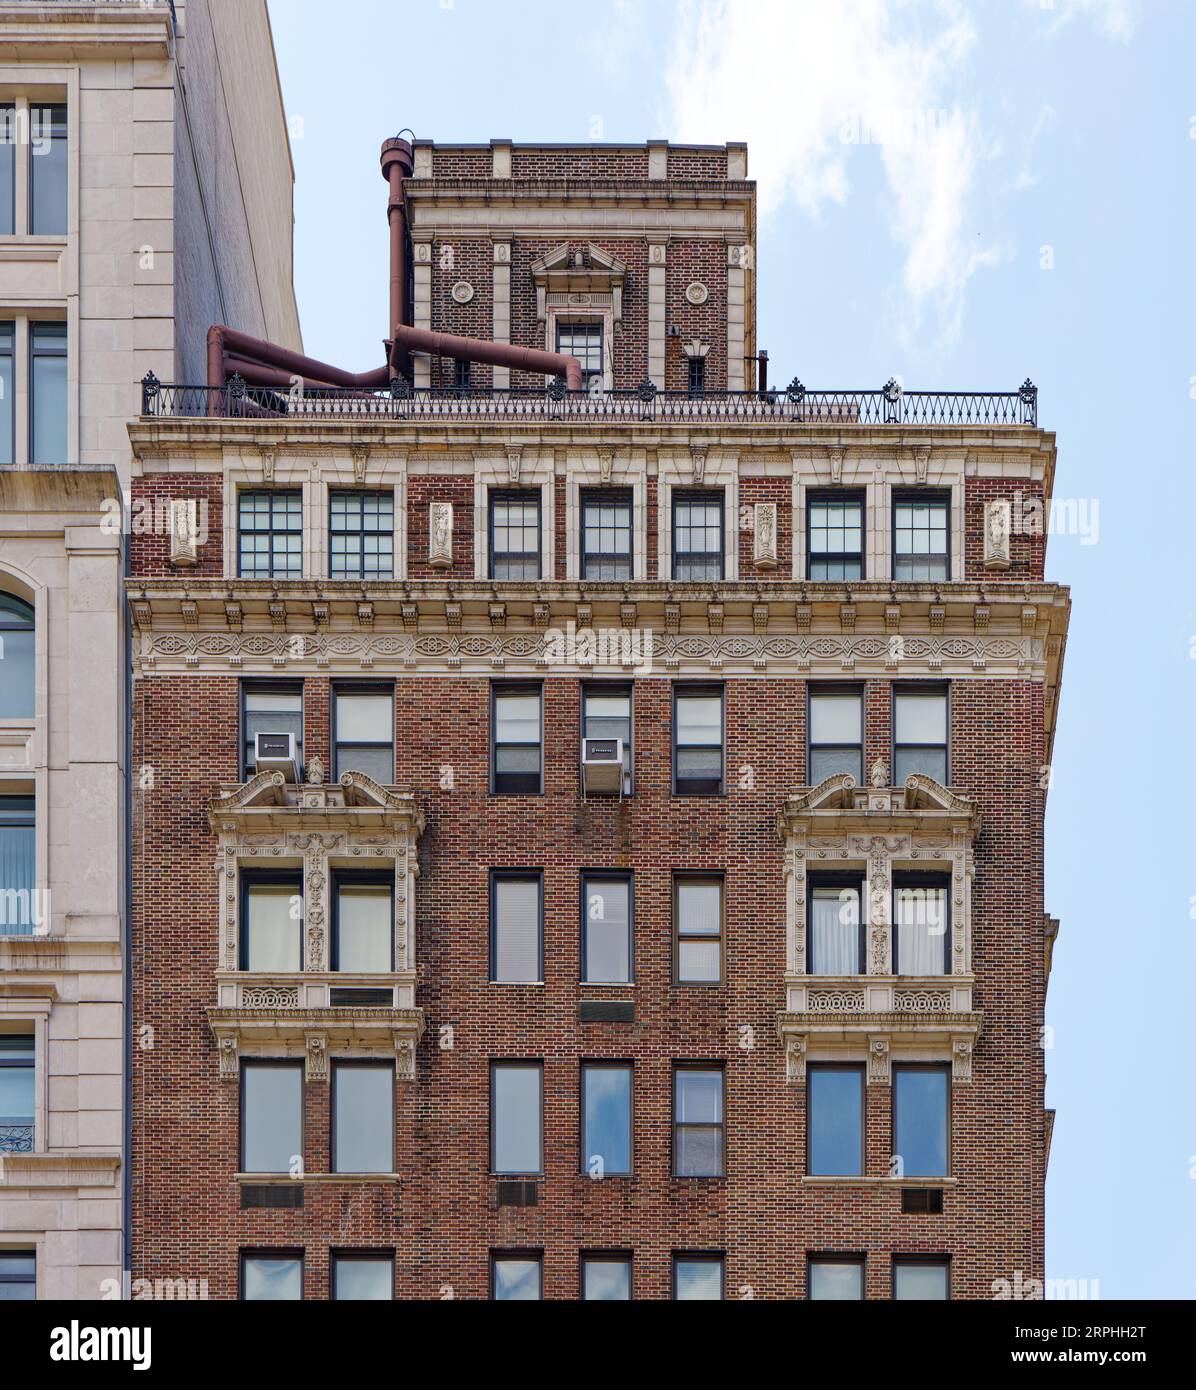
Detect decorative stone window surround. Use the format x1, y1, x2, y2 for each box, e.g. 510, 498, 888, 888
564, 447, 648, 582
0, 564, 49, 923
0, 987, 52, 1154
776, 772, 982, 1084
656, 447, 739, 582
472, 448, 555, 581
206, 770, 425, 1081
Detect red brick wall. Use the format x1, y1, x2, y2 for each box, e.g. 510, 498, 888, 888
665, 242, 727, 391
130, 474, 224, 577
132, 670, 1046, 1299
406, 476, 474, 580
430, 237, 493, 389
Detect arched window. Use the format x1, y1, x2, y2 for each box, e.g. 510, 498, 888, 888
0, 592, 34, 718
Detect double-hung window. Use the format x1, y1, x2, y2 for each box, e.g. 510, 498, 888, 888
332, 1253, 393, 1301
240, 1061, 303, 1175
580, 488, 632, 580
582, 1253, 631, 1300
241, 682, 303, 777
491, 1063, 543, 1176
330, 491, 394, 579
687, 356, 706, 396
807, 685, 863, 785
333, 872, 393, 973
893, 873, 949, 976
332, 1062, 394, 1174
333, 686, 393, 784
0, 1251, 35, 1301
893, 1065, 950, 1178
491, 684, 542, 794
807, 1064, 864, 1177
30, 323, 67, 466
807, 491, 864, 580
241, 1252, 303, 1301
0, 1033, 34, 1154
0, 797, 35, 937
581, 872, 632, 984
582, 683, 632, 793
556, 321, 603, 393
672, 489, 724, 581
238, 491, 303, 579
673, 1067, 724, 1177
892, 491, 949, 581
673, 1254, 723, 1300
581, 1063, 632, 1177
807, 874, 864, 975
893, 1258, 950, 1300
241, 872, 302, 972
809, 1257, 865, 1300
674, 875, 723, 984
489, 490, 541, 579
490, 871, 542, 984
673, 685, 724, 795
491, 1252, 542, 1300
893, 685, 948, 785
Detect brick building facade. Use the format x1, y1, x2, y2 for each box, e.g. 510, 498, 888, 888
127, 138, 1069, 1300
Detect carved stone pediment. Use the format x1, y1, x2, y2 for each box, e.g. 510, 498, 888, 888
209, 771, 425, 836
532, 242, 627, 322
776, 773, 979, 839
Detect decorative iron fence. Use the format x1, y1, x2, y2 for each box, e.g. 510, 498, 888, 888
0, 1124, 33, 1154
140, 373, 1038, 428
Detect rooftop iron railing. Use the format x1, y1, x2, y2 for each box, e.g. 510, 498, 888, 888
140, 374, 1038, 427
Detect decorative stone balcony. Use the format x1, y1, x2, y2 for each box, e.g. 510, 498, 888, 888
775, 770, 983, 1083
205, 768, 425, 1082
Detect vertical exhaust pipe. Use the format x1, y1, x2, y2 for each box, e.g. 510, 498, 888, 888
381, 136, 415, 377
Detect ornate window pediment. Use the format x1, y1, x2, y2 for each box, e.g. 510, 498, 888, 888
775, 773, 982, 1084
206, 770, 425, 1081
531, 242, 627, 324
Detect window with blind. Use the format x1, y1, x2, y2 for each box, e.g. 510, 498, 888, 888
0, 797, 35, 937
673, 1254, 724, 1300
490, 872, 542, 984
674, 875, 723, 984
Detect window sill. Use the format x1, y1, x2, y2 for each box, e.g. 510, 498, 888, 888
801, 1175, 955, 1187
235, 1172, 401, 1185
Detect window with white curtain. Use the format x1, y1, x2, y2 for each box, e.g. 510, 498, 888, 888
808, 876, 863, 975
893, 875, 949, 975
241, 875, 302, 972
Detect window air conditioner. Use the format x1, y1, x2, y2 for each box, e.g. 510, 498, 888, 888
582, 737, 624, 795
254, 731, 299, 783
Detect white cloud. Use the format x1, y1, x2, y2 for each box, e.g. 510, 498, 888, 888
1040, 0, 1140, 43
663, 0, 998, 343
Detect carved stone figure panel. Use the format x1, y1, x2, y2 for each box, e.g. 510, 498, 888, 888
753, 501, 778, 569
984, 498, 1012, 569
428, 501, 453, 568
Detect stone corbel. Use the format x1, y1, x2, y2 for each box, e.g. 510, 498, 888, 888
305, 1033, 328, 1082
259, 446, 275, 485
914, 448, 930, 483
351, 444, 369, 485
785, 1034, 807, 1083
951, 1037, 974, 1083
692, 448, 707, 484
598, 447, 614, 484
396, 1036, 417, 1083
828, 447, 844, 484
507, 447, 522, 485
217, 1034, 238, 1082
868, 1036, 891, 1084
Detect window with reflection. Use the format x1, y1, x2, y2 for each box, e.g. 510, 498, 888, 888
0, 593, 34, 718
332, 1253, 393, 1301
491, 1253, 542, 1301
893, 685, 948, 785
0, 323, 13, 465
240, 1062, 302, 1174
241, 1252, 302, 1301
809, 1257, 864, 1300
332, 1062, 393, 1173
238, 491, 302, 579
30, 323, 67, 466
808, 686, 862, 785
673, 685, 724, 795
491, 1063, 542, 1175
0, 1033, 34, 1154
674, 875, 723, 984
582, 1063, 631, 1177
807, 1064, 864, 1177
333, 873, 392, 973
0, 108, 13, 235
672, 490, 724, 581
673, 1067, 724, 1177
583, 1254, 631, 1301
30, 105, 67, 235
893, 1257, 950, 1300
808, 492, 864, 580
0, 798, 35, 939
491, 684, 542, 794
581, 488, 632, 580
893, 1065, 950, 1177
240, 873, 302, 972
489, 490, 541, 579
893, 493, 949, 581
0, 1251, 35, 1301
581, 872, 632, 984
333, 687, 393, 784
808, 874, 864, 975
673, 1254, 723, 1300
893, 873, 949, 976
329, 491, 393, 580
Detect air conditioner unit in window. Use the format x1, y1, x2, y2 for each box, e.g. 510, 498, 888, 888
254, 731, 299, 783
582, 737, 624, 795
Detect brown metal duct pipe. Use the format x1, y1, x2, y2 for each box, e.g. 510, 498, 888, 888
380, 137, 414, 361
390, 324, 583, 391
207, 324, 389, 391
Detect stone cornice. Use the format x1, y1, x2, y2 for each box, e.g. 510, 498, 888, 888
0, 3, 173, 53
0, 1151, 121, 1190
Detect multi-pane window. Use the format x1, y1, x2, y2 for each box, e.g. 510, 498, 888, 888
30, 104, 67, 235
454, 358, 471, 390
673, 685, 724, 795
242, 682, 302, 776
0, 797, 35, 937
673, 1067, 724, 1177
241, 1253, 302, 1301
238, 491, 303, 579
491, 1063, 543, 1175
332, 1062, 394, 1174
240, 1062, 303, 1174
807, 1065, 864, 1177
808, 875, 864, 975
329, 492, 394, 580
333, 687, 393, 784
556, 321, 603, 392
0, 1251, 35, 1301
490, 872, 542, 984
30, 322, 66, 465
893, 1065, 950, 1178
893, 873, 949, 976
893, 492, 949, 581
673, 1254, 723, 1301
0, 1034, 34, 1154
333, 873, 392, 973
581, 872, 632, 984
491, 684, 542, 794
582, 684, 632, 792
580, 488, 632, 580
672, 490, 724, 581
687, 355, 706, 396
491, 1253, 542, 1301
809, 1258, 865, 1300
582, 1254, 631, 1301
0, 593, 34, 717
241, 873, 302, 972
808, 492, 864, 580
893, 1258, 950, 1300
674, 875, 723, 984
489, 490, 541, 580
0, 323, 13, 464
893, 686, 948, 785
331, 1254, 393, 1301
808, 686, 863, 785
581, 1063, 632, 1177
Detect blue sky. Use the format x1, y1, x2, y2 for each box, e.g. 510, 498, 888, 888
268, 0, 1194, 1298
